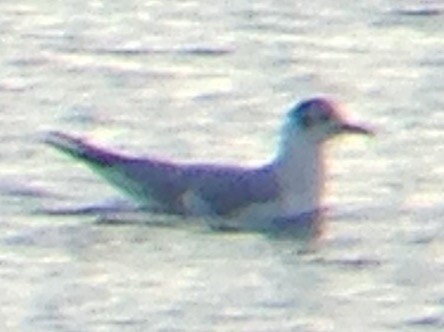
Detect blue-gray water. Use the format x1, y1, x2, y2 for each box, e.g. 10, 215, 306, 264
1, 0, 444, 331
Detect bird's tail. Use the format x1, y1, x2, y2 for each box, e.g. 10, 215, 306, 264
44, 131, 164, 209
44, 131, 124, 168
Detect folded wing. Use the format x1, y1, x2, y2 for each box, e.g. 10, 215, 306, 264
46, 131, 280, 217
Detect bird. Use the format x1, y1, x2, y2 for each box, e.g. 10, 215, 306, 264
45, 97, 372, 237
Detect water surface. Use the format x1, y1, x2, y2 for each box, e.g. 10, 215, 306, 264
1, 0, 443, 331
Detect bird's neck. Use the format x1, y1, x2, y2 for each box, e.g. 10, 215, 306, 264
272, 131, 324, 214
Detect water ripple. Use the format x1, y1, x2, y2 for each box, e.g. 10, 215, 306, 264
392, 7, 443, 17
406, 315, 444, 328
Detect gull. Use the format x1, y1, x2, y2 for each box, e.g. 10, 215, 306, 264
45, 97, 372, 236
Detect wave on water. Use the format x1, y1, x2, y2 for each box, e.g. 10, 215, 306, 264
406, 315, 444, 329
36, 197, 140, 216
51, 44, 234, 57
36, 197, 195, 230
0, 179, 55, 198
390, 6, 443, 17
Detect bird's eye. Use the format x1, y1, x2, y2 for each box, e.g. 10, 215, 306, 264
300, 112, 313, 128
318, 112, 330, 122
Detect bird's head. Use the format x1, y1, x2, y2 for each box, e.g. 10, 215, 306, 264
285, 97, 373, 143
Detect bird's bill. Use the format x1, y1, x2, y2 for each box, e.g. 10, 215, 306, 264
339, 123, 374, 135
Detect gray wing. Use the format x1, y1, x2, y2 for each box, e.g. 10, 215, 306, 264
45, 132, 188, 213
46, 131, 280, 216
182, 165, 280, 216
